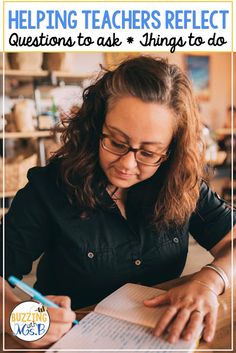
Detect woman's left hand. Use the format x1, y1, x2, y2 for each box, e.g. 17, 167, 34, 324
143, 280, 219, 343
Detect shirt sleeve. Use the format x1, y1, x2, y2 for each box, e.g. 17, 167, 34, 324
189, 181, 236, 250
0, 183, 52, 281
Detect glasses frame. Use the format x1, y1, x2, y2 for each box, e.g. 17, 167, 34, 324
100, 133, 170, 166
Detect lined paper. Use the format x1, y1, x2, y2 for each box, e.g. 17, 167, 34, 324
50, 312, 198, 352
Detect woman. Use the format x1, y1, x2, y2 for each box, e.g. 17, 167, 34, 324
1, 56, 235, 348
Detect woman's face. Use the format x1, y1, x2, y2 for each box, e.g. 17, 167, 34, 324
99, 96, 175, 189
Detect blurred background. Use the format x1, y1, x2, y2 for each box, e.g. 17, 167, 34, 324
0, 52, 235, 294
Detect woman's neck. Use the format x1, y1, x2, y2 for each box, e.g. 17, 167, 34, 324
107, 185, 127, 203
107, 185, 127, 219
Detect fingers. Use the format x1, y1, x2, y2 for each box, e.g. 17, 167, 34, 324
154, 307, 203, 343
167, 308, 192, 343
182, 310, 204, 342
48, 306, 76, 324
154, 307, 217, 344
203, 310, 218, 342
144, 293, 169, 307
45, 296, 76, 324
46, 295, 71, 309
153, 305, 178, 337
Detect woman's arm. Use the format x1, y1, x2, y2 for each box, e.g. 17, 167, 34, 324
192, 226, 235, 295
144, 227, 235, 343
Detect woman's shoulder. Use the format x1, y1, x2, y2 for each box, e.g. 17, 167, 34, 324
197, 179, 222, 205
25, 158, 64, 200
27, 158, 61, 184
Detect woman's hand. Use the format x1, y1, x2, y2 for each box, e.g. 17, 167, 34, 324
13, 295, 76, 348
144, 280, 219, 344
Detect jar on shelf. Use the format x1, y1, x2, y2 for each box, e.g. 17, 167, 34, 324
8, 53, 43, 71
13, 99, 36, 132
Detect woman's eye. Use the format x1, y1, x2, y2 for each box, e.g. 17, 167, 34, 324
111, 139, 126, 149
140, 150, 155, 158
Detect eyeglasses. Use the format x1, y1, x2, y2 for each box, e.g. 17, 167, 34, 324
100, 133, 169, 166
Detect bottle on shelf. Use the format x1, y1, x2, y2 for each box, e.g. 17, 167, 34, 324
37, 96, 59, 131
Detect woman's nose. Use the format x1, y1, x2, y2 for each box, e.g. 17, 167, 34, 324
119, 151, 138, 169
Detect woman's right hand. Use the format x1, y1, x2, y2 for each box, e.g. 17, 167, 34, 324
12, 295, 76, 349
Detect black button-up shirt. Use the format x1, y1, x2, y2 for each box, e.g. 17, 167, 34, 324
1, 161, 234, 309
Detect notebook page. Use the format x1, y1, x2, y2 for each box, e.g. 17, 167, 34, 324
94, 283, 167, 328
49, 311, 199, 352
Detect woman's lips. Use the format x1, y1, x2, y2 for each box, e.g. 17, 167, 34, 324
113, 168, 135, 179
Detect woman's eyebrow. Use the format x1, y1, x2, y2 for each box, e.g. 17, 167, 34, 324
106, 125, 129, 139
107, 125, 165, 146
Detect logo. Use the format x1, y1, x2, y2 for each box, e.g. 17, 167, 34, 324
9, 301, 50, 341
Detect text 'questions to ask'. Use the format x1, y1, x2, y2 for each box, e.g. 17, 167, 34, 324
7, 8, 229, 52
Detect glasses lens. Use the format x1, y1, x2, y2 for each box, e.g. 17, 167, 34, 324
136, 150, 163, 165
102, 136, 128, 155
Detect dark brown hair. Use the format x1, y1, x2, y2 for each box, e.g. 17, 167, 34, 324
50, 56, 205, 228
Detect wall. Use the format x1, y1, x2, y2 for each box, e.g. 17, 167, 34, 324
209, 53, 231, 129
145, 52, 231, 129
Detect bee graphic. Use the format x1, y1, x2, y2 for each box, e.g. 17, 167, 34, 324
36, 305, 47, 313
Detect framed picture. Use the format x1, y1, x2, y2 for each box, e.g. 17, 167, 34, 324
186, 55, 210, 101
105, 52, 140, 69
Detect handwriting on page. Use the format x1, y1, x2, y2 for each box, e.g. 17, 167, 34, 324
50, 312, 195, 351
95, 283, 166, 328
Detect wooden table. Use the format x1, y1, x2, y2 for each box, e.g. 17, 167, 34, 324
1, 275, 235, 352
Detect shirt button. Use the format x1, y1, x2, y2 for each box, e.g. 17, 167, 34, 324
87, 251, 94, 259
134, 259, 142, 266
173, 237, 179, 244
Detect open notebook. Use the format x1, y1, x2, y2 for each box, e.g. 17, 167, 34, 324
49, 283, 202, 352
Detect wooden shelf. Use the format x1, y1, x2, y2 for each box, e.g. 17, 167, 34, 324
1, 69, 93, 83
0, 208, 8, 215
3, 69, 49, 80
0, 131, 52, 139
206, 150, 227, 166
53, 71, 93, 80
215, 128, 236, 135
0, 191, 16, 198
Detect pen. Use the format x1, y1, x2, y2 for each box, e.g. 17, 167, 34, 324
8, 275, 79, 325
